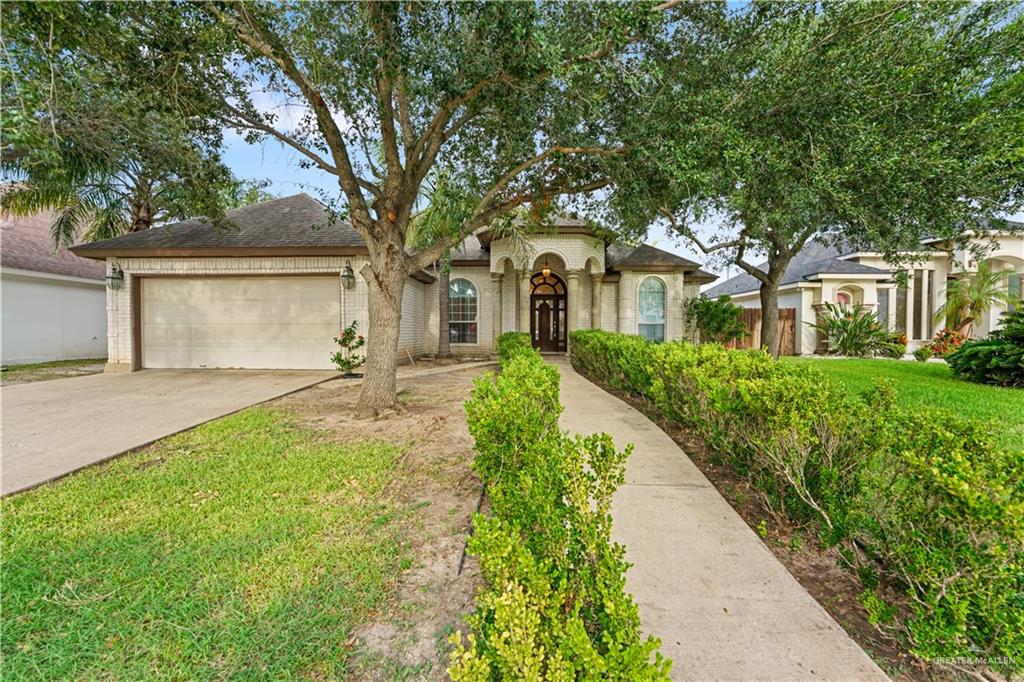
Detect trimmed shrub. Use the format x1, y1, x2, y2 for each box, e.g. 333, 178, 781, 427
946, 310, 1024, 387
495, 331, 532, 363
453, 342, 670, 679
913, 345, 934, 362
569, 329, 1023, 673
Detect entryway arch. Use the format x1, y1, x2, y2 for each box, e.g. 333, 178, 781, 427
530, 271, 567, 352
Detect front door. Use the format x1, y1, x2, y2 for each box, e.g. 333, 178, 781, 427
529, 271, 567, 352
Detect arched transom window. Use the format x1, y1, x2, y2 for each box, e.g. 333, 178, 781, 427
638, 277, 666, 342
449, 278, 478, 344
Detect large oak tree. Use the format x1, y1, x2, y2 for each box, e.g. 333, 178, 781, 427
6, 1, 701, 413
631, 1, 1024, 355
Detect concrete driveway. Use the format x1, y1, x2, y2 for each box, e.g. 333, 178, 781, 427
1, 369, 337, 496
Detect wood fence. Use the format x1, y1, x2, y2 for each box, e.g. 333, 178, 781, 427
723, 308, 797, 356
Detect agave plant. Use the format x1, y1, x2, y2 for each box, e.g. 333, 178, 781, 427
809, 302, 889, 357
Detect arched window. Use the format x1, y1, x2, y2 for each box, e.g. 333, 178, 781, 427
638, 277, 666, 342
449, 278, 478, 344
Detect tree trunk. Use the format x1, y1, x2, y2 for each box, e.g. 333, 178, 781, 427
759, 282, 782, 358
357, 263, 407, 416
437, 257, 453, 358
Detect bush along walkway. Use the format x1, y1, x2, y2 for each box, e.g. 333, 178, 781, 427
448, 333, 670, 680
570, 330, 1023, 680
553, 352, 888, 681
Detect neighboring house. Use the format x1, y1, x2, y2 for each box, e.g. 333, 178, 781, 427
70, 194, 716, 371
704, 224, 1024, 355
1, 210, 107, 365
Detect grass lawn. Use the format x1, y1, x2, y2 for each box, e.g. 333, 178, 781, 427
1, 358, 105, 373
784, 357, 1024, 450
1, 408, 409, 680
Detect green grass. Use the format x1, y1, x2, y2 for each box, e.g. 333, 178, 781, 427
1, 358, 106, 373
1, 408, 409, 680
783, 357, 1024, 450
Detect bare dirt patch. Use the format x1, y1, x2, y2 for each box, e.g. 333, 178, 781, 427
275, 365, 489, 680
581, 375, 955, 682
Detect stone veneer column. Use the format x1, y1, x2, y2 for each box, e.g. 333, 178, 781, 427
567, 271, 580, 340
591, 274, 602, 329
519, 270, 531, 339
491, 273, 503, 344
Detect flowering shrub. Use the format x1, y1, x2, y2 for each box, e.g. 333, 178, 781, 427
451, 344, 669, 679
913, 345, 934, 362
809, 302, 889, 357
330, 321, 365, 374
569, 329, 1023, 673
883, 332, 908, 358
929, 328, 966, 357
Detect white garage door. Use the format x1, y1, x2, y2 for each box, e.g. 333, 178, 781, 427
142, 276, 340, 369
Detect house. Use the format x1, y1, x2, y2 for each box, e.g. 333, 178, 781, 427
1, 209, 107, 365
704, 225, 1024, 355
69, 193, 716, 371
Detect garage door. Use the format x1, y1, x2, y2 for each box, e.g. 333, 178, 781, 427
142, 276, 340, 369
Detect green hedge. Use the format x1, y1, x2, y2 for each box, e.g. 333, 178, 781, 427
569, 330, 1023, 673
450, 343, 670, 680
495, 331, 532, 363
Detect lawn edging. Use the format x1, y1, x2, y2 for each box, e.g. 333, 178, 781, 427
569, 330, 1023, 677
447, 333, 670, 679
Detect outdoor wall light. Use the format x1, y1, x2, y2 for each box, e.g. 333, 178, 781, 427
341, 260, 356, 290
105, 263, 124, 290
541, 258, 552, 278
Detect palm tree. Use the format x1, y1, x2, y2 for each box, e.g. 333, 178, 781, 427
934, 260, 1016, 336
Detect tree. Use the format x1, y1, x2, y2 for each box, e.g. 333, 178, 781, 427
682, 294, 747, 344
934, 260, 1016, 336
641, 2, 1024, 356
1, 2, 260, 247
7, 2, 692, 413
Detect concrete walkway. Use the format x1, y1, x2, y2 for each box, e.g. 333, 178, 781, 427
553, 357, 888, 681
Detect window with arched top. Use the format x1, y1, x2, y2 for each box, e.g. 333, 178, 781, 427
638, 277, 666, 342
449, 278, 478, 344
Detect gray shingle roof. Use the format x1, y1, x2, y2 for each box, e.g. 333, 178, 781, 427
1, 209, 106, 280
704, 240, 891, 297
71, 194, 366, 257
605, 243, 704, 272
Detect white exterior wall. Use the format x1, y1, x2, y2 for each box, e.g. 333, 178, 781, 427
1, 269, 107, 364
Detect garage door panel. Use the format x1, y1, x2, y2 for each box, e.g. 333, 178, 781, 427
142, 277, 340, 369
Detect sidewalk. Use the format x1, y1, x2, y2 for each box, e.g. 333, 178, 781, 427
552, 357, 888, 681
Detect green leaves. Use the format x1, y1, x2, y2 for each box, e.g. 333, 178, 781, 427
456, 343, 669, 679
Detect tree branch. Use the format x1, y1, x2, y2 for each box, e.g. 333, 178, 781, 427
204, 2, 376, 227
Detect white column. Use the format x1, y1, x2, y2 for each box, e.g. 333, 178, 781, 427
491, 273, 503, 345
567, 271, 580, 340
519, 270, 531, 338
887, 287, 897, 331
905, 271, 916, 339
591, 274, 603, 329
920, 269, 930, 337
